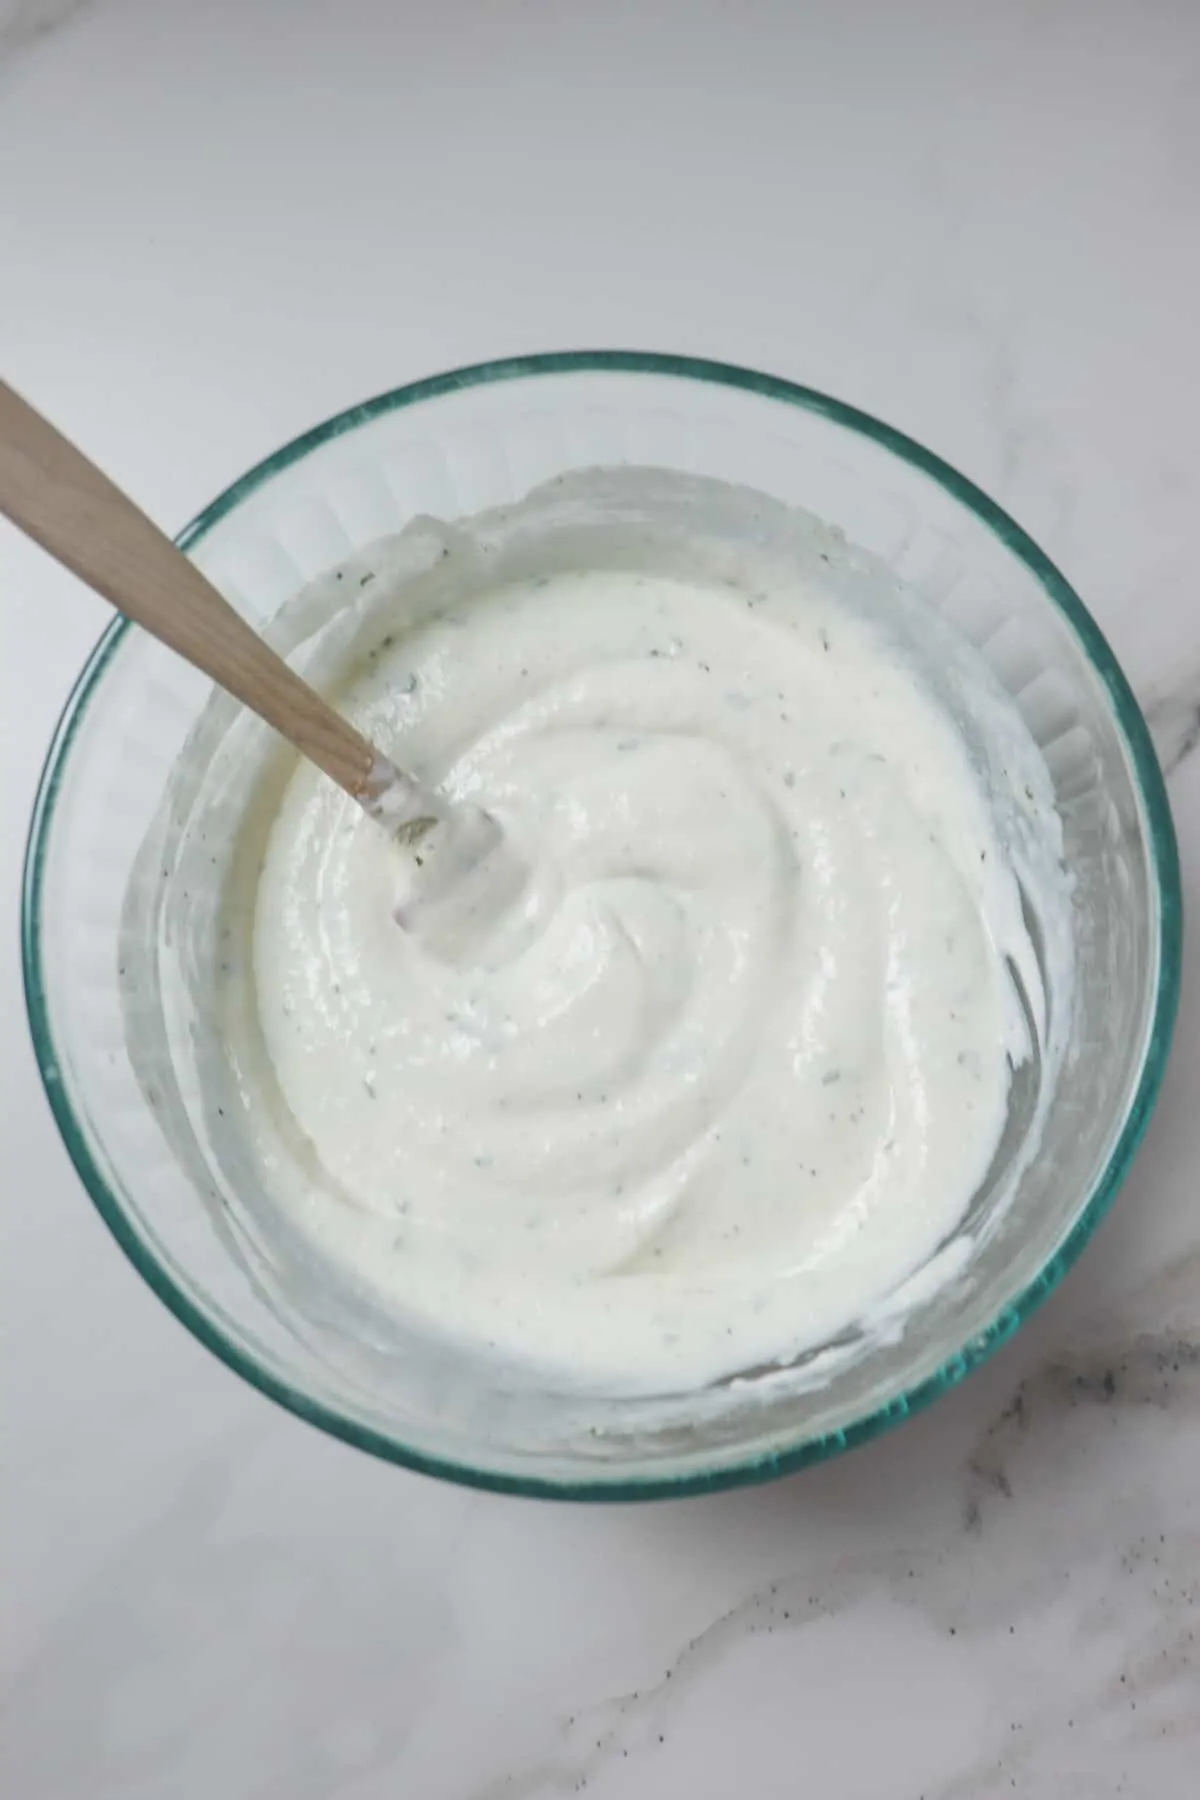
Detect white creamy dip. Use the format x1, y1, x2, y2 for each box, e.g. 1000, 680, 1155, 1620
216, 513, 1056, 1395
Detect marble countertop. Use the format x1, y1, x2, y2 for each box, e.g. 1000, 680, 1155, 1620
2, 2, 1197, 1794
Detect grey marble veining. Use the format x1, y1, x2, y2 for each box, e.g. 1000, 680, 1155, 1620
1146, 665, 1200, 778
0, 0, 93, 61
439, 1254, 1200, 1799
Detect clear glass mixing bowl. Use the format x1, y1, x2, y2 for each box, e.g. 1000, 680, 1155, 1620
21, 353, 1181, 1498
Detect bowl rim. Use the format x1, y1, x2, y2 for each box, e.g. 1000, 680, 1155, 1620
20, 349, 1183, 1501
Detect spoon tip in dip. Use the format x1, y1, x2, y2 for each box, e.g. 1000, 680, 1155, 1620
392, 802, 531, 961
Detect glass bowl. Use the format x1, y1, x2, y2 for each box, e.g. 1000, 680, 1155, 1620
21, 353, 1181, 1499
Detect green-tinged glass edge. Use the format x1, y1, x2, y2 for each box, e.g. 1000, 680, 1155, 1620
20, 350, 1184, 1502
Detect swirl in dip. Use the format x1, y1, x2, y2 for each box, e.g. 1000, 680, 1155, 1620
213, 482, 1062, 1395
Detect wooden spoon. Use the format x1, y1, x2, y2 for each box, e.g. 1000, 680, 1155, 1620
0, 380, 521, 944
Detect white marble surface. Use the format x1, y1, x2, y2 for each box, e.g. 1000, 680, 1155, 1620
2, 2, 1198, 1793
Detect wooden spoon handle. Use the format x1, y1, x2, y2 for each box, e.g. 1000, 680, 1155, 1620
0, 380, 383, 803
